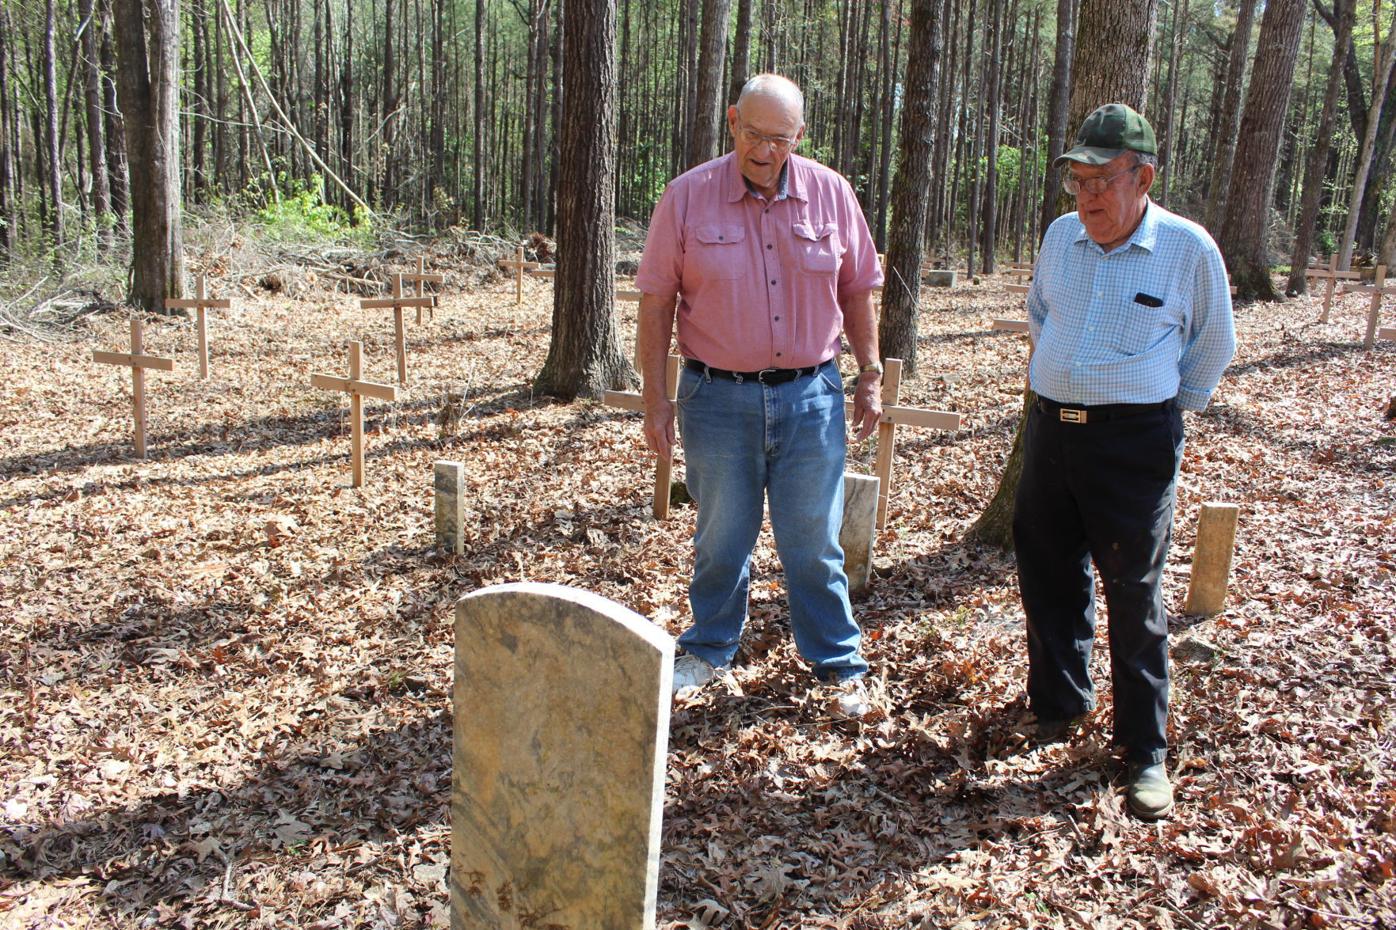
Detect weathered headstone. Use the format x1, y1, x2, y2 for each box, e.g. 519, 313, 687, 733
452, 583, 674, 930
1183, 502, 1241, 616
923, 269, 957, 288
840, 473, 880, 595
434, 460, 464, 554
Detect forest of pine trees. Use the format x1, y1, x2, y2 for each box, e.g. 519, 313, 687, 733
2, 0, 1395, 287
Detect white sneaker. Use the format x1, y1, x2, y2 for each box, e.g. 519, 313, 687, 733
828, 678, 871, 719
672, 654, 718, 694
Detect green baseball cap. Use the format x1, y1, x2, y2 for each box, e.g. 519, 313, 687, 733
1054, 103, 1157, 167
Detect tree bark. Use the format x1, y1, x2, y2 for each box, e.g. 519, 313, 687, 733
1287, 0, 1355, 293
113, 0, 185, 310
1218, 0, 1306, 300
1337, 29, 1396, 269
473, 0, 485, 229
1203, 0, 1258, 233
726, 0, 752, 111
43, 0, 63, 251
689, 0, 731, 166
878, 0, 939, 374
535, 0, 632, 400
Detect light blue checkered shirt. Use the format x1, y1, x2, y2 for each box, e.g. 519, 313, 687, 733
1027, 201, 1236, 411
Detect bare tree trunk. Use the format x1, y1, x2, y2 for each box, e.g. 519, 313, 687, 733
981, 0, 1003, 274
1287, 0, 1355, 293
1337, 29, 1396, 268
43, 0, 63, 251
1218, 0, 1306, 300
689, 0, 731, 166
473, 0, 485, 229
80, 0, 112, 249
1203, 0, 1257, 233
113, 0, 185, 310
535, 0, 631, 399
1158, 0, 1188, 205
726, 0, 752, 109
878, 0, 940, 373
99, 0, 128, 230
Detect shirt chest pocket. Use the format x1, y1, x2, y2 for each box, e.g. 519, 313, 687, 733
1114, 294, 1186, 356
687, 224, 746, 280
791, 222, 840, 275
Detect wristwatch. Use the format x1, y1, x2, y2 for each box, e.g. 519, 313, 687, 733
858, 360, 884, 378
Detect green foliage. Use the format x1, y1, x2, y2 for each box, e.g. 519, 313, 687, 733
244, 174, 374, 247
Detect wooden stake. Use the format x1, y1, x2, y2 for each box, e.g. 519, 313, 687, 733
1364, 265, 1389, 350
1183, 502, 1241, 616
92, 320, 175, 458
602, 355, 681, 519
840, 473, 880, 595
310, 341, 399, 487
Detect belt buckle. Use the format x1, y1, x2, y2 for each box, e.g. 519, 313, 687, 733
757, 368, 780, 384
1059, 408, 1087, 424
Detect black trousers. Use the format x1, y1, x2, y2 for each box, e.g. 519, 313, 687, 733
1012, 398, 1184, 765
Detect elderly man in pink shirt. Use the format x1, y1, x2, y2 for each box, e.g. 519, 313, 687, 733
635, 73, 885, 717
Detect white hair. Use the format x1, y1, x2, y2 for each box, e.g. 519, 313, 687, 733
736, 74, 805, 122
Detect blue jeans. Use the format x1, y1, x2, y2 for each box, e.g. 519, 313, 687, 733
674, 359, 867, 681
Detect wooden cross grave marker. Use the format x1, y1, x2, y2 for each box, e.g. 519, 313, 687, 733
498, 246, 540, 305
603, 354, 682, 519
400, 256, 445, 324
1305, 257, 1361, 323
164, 273, 231, 379
865, 358, 961, 527
310, 341, 399, 488
1339, 264, 1393, 349
92, 320, 176, 458
359, 274, 433, 385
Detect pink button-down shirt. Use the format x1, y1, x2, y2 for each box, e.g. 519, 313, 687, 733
635, 152, 883, 372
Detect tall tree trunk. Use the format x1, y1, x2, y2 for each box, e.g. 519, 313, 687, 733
80, 0, 112, 249
535, 0, 631, 399
43, 0, 63, 251
1203, 0, 1258, 233
99, 0, 128, 230
1287, 0, 1355, 293
473, 0, 485, 229
1038, 0, 1074, 235
689, 0, 731, 166
981, 0, 1003, 274
1337, 28, 1396, 268
727, 0, 752, 109
1158, 0, 1188, 205
878, 0, 940, 374
1218, 0, 1306, 300
381, 0, 398, 208
113, 0, 185, 310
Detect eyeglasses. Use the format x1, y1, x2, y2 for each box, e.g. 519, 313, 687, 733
737, 122, 799, 153
1062, 164, 1141, 196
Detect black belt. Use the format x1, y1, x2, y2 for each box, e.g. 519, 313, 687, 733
1036, 395, 1174, 424
685, 358, 823, 384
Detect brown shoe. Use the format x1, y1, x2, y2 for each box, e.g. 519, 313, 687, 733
1126, 762, 1174, 819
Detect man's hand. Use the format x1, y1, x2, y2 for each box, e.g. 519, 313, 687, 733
644, 398, 676, 459
850, 372, 882, 441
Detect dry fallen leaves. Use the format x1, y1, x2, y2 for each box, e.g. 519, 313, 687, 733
0, 263, 1393, 928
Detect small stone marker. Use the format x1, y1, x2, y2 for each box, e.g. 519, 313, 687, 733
310, 341, 399, 487
924, 269, 957, 288
452, 582, 673, 930
360, 274, 433, 385
1304, 256, 1360, 323
498, 246, 540, 305
840, 473, 880, 594
1379, 326, 1396, 342
603, 354, 682, 519
1183, 502, 1240, 616
434, 460, 465, 554
92, 319, 175, 458
858, 358, 961, 528
401, 256, 445, 324
164, 273, 230, 379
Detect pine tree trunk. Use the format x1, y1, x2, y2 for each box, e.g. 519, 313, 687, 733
689, 0, 730, 166
80, 0, 112, 249
1203, 0, 1257, 233
534, 0, 632, 400
43, 0, 63, 251
113, 0, 185, 311
878, 0, 939, 374
472, 0, 485, 229
1337, 35, 1396, 269
1287, 0, 1355, 293
99, 0, 129, 230
1218, 0, 1306, 300
726, 0, 752, 108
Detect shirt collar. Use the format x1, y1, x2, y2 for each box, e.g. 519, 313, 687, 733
1073, 197, 1158, 254
726, 153, 805, 203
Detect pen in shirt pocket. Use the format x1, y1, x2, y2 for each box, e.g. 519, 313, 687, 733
1133, 292, 1163, 308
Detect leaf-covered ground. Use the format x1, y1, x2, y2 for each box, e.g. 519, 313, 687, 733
1, 259, 1393, 929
